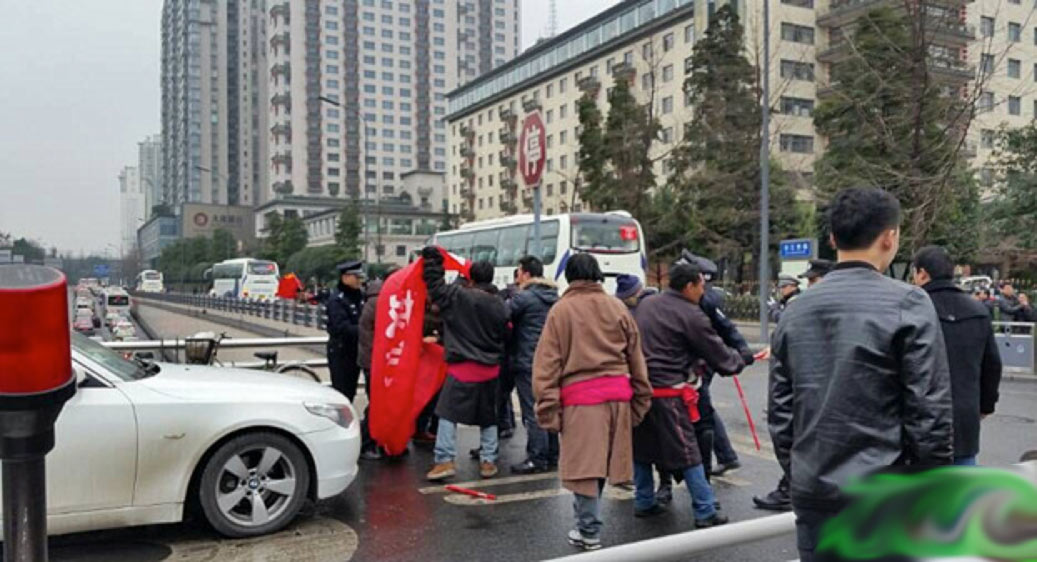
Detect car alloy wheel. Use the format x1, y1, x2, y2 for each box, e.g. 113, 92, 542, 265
199, 432, 310, 537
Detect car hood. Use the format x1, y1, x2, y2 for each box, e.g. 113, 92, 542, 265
139, 363, 346, 405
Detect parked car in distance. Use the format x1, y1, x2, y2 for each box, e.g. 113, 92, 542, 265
111, 320, 137, 341
72, 314, 95, 336
0, 333, 362, 540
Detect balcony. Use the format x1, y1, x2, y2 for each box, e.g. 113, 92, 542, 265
461, 209, 476, 223
522, 192, 534, 208
271, 151, 292, 167
460, 167, 475, 180
499, 152, 517, 169
500, 177, 518, 192
460, 146, 476, 159
499, 108, 516, 122
819, 0, 969, 28
522, 98, 542, 112
270, 32, 290, 51
271, 123, 291, 137
611, 62, 636, 82
459, 187, 473, 198
499, 129, 517, 144
269, 3, 289, 23
271, 93, 291, 107
460, 124, 475, 139
499, 199, 518, 214
272, 180, 294, 196
577, 76, 601, 96
271, 62, 290, 77
929, 56, 974, 82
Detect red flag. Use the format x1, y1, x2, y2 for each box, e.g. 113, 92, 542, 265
368, 247, 468, 454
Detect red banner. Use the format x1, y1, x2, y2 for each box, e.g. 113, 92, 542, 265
368, 248, 469, 454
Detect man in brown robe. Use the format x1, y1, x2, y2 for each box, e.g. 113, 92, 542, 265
533, 253, 652, 551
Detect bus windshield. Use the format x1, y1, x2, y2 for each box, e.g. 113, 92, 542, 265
572, 217, 640, 254
107, 295, 130, 306
143, 271, 162, 280
248, 261, 278, 275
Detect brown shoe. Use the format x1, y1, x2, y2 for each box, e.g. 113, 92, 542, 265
426, 461, 456, 481
480, 461, 499, 479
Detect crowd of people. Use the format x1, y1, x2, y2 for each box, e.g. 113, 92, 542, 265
319, 186, 1018, 560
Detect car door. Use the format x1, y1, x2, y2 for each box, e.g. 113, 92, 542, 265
43, 364, 137, 514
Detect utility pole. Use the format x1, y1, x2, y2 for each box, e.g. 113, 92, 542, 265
758, 0, 771, 344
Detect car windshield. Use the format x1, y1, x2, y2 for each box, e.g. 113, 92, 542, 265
572, 217, 640, 254
71, 331, 153, 381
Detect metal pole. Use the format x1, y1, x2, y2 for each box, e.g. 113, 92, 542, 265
532, 184, 543, 259
2, 457, 49, 562
758, 0, 771, 344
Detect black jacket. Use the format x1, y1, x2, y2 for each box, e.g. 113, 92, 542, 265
423, 254, 508, 366
923, 279, 1002, 457
634, 289, 745, 388
769, 263, 953, 509
508, 279, 559, 374
325, 283, 364, 355
700, 286, 754, 365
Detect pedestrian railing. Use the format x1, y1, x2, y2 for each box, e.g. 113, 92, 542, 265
992, 321, 1035, 373
546, 512, 796, 562
132, 291, 329, 330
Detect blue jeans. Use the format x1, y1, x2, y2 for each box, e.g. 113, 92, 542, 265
573, 479, 605, 538
434, 418, 498, 464
953, 455, 977, 466
634, 462, 716, 520
515, 369, 558, 467
712, 412, 739, 465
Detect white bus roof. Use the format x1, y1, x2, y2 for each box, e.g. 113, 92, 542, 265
452, 210, 635, 232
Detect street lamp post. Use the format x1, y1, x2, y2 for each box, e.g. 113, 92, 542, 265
319, 95, 371, 263
759, 0, 772, 344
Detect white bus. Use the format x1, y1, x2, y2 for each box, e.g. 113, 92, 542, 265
135, 270, 164, 293
208, 258, 280, 301
101, 287, 131, 325
430, 211, 647, 294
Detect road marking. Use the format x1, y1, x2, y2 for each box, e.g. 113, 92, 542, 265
418, 471, 559, 494
712, 474, 751, 487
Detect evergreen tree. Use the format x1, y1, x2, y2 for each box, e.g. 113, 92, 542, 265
990, 124, 1037, 251
261, 213, 309, 266
335, 198, 364, 259
209, 228, 237, 263
576, 93, 607, 206
813, 6, 976, 257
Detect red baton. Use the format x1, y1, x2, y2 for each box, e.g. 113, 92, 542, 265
445, 485, 497, 500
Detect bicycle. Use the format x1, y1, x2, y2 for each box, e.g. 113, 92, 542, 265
184, 331, 322, 383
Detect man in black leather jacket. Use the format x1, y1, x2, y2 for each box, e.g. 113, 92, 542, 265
769, 188, 953, 562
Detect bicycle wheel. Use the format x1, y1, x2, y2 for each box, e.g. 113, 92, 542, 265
276, 364, 321, 383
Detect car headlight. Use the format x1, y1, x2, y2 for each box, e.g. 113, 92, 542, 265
304, 402, 356, 429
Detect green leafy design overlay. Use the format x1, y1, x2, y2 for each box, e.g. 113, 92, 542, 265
819, 467, 1037, 560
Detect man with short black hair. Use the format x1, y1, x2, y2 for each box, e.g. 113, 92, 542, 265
422, 250, 509, 481
770, 188, 953, 561
632, 262, 744, 528
509, 255, 561, 474
913, 245, 1002, 466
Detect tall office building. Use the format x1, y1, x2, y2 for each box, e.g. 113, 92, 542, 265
161, 0, 269, 211
138, 134, 164, 218
119, 166, 145, 254
445, 0, 1034, 223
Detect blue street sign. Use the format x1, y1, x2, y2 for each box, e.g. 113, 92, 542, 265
779, 239, 814, 260
93, 264, 110, 277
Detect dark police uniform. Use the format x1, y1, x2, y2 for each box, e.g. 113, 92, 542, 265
326, 261, 365, 402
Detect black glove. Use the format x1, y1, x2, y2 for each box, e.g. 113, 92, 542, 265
739, 347, 756, 367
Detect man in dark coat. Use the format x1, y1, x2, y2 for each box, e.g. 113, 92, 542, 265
509, 255, 561, 474
325, 260, 365, 402
769, 188, 952, 562
913, 246, 1002, 466
422, 248, 509, 481
998, 282, 1035, 322
632, 262, 744, 528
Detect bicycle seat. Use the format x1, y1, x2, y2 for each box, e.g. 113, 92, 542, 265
254, 351, 279, 362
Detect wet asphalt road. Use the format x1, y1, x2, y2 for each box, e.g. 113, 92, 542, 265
43, 355, 1037, 562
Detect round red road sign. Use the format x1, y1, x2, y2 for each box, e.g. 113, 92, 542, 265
517, 111, 547, 187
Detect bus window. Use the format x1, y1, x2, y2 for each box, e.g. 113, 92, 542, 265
573, 219, 640, 253
526, 220, 559, 264
449, 233, 474, 259
472, 229, 500, 264
496, 225, 530, 267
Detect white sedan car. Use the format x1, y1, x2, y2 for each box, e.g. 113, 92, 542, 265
0, 333, 360, 539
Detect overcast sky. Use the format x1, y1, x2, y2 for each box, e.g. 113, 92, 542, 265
0, 0, 617, 256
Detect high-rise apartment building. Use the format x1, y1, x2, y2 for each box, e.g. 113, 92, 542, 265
138, 134, 164, 219
262, 0, 520, 211
445, 0, 1035, 223
119, 166, 145, 254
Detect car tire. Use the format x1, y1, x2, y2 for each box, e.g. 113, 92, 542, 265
198, 432, 311, 538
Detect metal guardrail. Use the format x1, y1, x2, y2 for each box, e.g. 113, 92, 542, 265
102, 336, 328, 351
547, 512, 797, 562
132, 292, 330, 330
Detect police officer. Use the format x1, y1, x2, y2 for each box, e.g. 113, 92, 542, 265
326, 260, 365, 402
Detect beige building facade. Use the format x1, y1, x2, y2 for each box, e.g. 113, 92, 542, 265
446, 0, 1035, 224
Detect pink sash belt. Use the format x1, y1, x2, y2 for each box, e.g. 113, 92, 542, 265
447, 361, 500, 383
560, 375, 633, 406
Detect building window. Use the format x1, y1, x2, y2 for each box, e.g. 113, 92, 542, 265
780, 60, 814, 81
662, 64, 674, 83
780, 96, 814, 117
662, 96, 673, 114
684, 24, 695, 44
981, 17, 994, 38
642, 72, 654, 90
780, 134, 814, 154
1009, 22, 1021, 42
780, 23, 814, 44
1008, 58, 1021, 78
1008, 95, 1021, 115
980, 129, 995, 149
781, 0, 813, 7
396, 245, 407, 257
980, 54, 995, 75
663, 33, 674, 52
978, 91, 994, 113
661, 127, 673, 143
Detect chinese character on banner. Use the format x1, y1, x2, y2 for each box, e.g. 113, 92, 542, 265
385, 290, 414, 338
524, 123, 542, 177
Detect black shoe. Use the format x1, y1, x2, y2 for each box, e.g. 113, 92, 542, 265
359, 447, 384, 461
752, 488, 792, 511
511, 460, 548, 475
634, 504, 667, 518
694, 513, 729, 528
711, 460, 741, 477
656, 483, 673, 506
499, 428, 515, 440
469, 447, 481, 459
